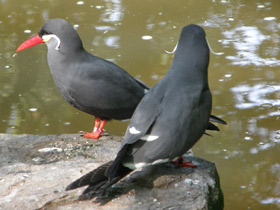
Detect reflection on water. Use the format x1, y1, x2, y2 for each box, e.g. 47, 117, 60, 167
231, 83, 280, 109
1, 0, 280, 209
101, 0, 123, 22
223, 25, 280, 66
6, 104, 19, 134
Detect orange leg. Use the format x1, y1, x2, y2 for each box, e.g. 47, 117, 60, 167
98, 120, 106, 134
92, 118, 101, 132
82, 118, 106, 139
171, 156, 197, 168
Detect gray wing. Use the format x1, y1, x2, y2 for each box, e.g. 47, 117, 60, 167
65, 57, 147, 119
120, 86, 164, 149
124, 89, 212, 166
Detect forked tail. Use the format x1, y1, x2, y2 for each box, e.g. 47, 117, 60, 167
66, 161, 131, 200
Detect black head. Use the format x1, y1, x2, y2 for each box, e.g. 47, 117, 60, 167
175, 24, 208, 59
180, 24, 206, 41
171, 24, 209, 75
166, 24, 210, 90
38, 18, 83, 53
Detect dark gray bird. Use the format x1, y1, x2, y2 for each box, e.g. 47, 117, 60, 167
16, 18, 149, 139
66, 24, 222, 199
16, 19, 225, 139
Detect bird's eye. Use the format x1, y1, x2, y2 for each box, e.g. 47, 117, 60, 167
39, 30, 50, 37
44, 29, 50, 34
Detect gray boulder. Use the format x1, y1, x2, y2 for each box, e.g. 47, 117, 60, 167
0, 134, 223, 210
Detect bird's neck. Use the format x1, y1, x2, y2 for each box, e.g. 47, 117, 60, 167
168, 41, 210, 89
168, 60, 209, 90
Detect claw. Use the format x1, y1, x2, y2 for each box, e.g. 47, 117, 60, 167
80, 118, 106, 140
82, 131, 103, 139
171, 156, 197, 168
178, 161, 197, 168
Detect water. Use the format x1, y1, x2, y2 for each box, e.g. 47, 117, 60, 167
1, 0, 280, 209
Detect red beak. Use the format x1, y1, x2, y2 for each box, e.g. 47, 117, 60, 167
16, 34, 44, 52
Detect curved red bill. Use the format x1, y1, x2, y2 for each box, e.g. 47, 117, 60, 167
16, 34, 44, 52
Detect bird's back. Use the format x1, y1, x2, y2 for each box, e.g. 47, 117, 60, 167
48, 50, 148, 120
121, 76, 211, 168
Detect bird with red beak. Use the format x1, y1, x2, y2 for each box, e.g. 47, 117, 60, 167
16, 19, 225, 140
16, 18, 150, 139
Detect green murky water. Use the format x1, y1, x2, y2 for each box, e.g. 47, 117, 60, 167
0, 0, 280, 209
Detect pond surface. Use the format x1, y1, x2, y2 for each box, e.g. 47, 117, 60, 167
1, 0, 280, 209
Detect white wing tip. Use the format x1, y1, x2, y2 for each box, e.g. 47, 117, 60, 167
140, 135, 159, 141
129, 126, 141, 134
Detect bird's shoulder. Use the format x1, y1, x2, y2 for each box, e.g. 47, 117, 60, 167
119, 85, 165, 148
79, 53, 129, 77
77, 54, 146, 91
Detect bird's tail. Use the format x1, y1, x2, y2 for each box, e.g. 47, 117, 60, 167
209, 115, 227, 125
66, 160, 131, 200
205, 115, 226, 136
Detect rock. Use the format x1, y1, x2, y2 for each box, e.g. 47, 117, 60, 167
0, 134, 223, 210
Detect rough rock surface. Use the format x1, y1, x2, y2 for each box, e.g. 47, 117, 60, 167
0, 134, 223, 210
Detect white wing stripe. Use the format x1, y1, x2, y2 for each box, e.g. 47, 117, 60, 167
129, 126, 141, 134
124, 158, 170, 169
140, 135, 159, 141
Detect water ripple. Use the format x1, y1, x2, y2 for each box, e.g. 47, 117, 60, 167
222, 26, 280, 66
231, 83, 280, 109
